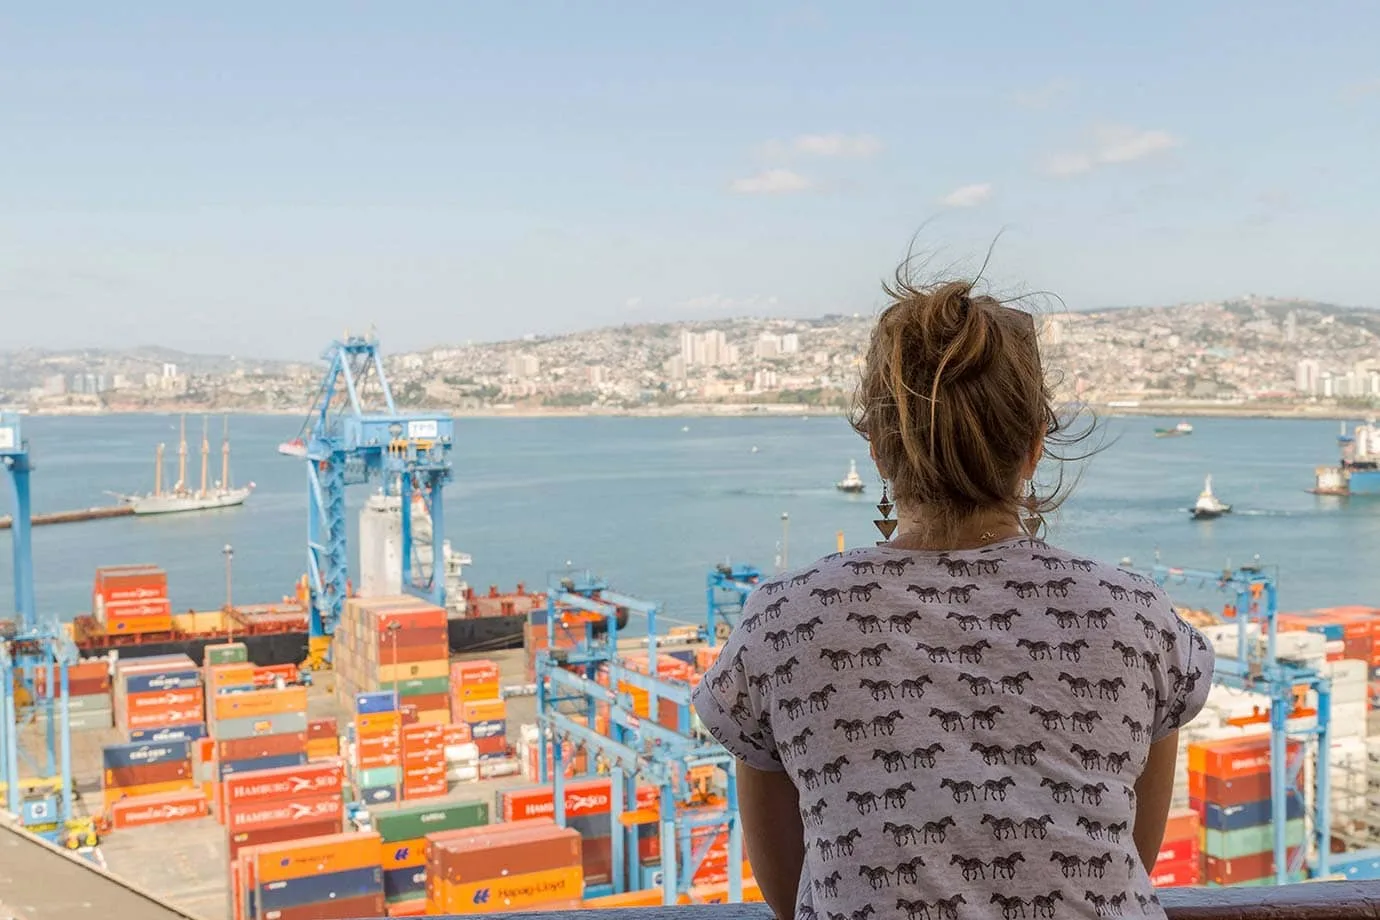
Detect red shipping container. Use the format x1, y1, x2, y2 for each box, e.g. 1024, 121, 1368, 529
226, 792, 341, 833
307, 718, 337, 741
501, 779, 659, 821
216, 733, 308, 763
262, 894, 386, 920
452, 660, 500, 685
105, 760, 191, 789
110, 790, 209, 829
1204, 848, 1303, 886
1149, 856, 1200, 888
473, 735, 506, 757
252, 664, 299, 687
1188, 770, 1276, 807
1155, 835, 1199, 867
226, 817, 341, 860
400, 691, 448, 712
222, 761, 343, 808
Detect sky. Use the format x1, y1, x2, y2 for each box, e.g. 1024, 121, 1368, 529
3, 2, 1378, 359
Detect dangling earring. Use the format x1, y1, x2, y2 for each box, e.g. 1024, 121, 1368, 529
875, 480, 897, 545
1021, 481, 1042, 538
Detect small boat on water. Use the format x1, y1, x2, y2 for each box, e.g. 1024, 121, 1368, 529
1189, 475, 1231, 520
1155, 421, 1195, 439
836, 459, 866, 494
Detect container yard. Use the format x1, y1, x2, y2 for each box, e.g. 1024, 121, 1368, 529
9, 357, 1380, 919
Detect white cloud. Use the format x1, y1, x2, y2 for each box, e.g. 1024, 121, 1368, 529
939, 183, 994, 208
1013, 78, 1073, 110
730, 169, 814, 195
756, 133, 883, 160
1044, 125, 1181, 178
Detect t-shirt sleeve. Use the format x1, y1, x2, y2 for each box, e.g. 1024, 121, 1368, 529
1151, 599, 1217, 743
691, 596, 783, 773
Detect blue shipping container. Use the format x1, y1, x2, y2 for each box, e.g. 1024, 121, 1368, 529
217, 753, 306, 779
359, 784, 398, 805
128, 725, 206, 744
1304, 622, 1346, 642
257, 866, 383, 911
383, 866, 426, 899
355, 691, 398, 714
102, 741, 190, 770
1203, 796, 1304, 832
124, 670, 202, 694
468, 719, 505, 740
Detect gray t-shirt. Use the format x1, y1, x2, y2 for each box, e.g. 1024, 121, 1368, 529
693, 537, 1214, 920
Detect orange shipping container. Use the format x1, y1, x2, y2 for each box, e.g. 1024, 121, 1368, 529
206, 663, 256, 689
355, 711, 402, 736
459, 699, 506, 723
212, 687, 308, 721
250, 831, 382, 884
124, 703, 203, 730
1162, 807, 1199, 843
1187, 737, 1302, 780
109, 789, 209, 829
102, 779, 194, 809
369, 605, 448, 633
127, 688, 204, 712
452, 660, 500, 685
106, 613, 173, 635
433, 866, 583, 914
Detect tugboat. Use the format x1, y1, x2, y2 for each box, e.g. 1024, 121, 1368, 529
1312, 421, 1380, 496
836, 459, 866, 494
1189, 475, 1231, 520
1155, 421, 1195, 439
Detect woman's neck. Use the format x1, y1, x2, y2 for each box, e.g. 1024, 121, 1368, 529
885, 505, 1024, 552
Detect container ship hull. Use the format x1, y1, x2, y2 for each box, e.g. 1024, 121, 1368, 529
72, 615, 531, 667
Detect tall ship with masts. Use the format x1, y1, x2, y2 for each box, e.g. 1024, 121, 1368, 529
112, 416, 254, 515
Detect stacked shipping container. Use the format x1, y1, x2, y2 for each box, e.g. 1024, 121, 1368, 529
112, 654, 204, 738
335, 596, 453, 727
233, 831, 384, 920
373, 798, 490, 911
1148, 808, 1202, 888
93, 565, 173, 635
1187, 736, 1307, 885
100, 738, 196, 812
426, 819, 583, 914
209, 684, 310, 816
35, 659, 113, 732
349, 691, 403, 805
222, 759, 347, 886
499, 779, 660, 887
450, 659, 509, 762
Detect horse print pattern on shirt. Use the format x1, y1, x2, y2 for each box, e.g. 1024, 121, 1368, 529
692, 537, 1213, 920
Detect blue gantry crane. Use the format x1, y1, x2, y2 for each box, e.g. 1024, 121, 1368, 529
279, 336, 454, 669
535, 571, 743, 905
705, 563, 761, 642
0, 413, 88, 849
1137, 560, 1331, 884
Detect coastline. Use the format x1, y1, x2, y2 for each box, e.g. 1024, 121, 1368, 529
11, 401, 1371, 422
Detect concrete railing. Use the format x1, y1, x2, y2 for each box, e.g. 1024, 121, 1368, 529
436, 883, 1380, 920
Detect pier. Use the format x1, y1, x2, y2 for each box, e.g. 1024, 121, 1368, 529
0, 505, 133, 531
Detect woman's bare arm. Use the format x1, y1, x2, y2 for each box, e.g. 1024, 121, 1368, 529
1132, 731, 1180, 870
737, 760, 805, 919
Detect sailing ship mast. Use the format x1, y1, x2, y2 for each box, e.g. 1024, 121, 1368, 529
176, 416, 188, 496
154, 442, 165, 496
199, 417, 210, 499
221, 416, 231, 495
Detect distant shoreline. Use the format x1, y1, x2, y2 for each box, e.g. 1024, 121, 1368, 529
14, 401, 1370, 422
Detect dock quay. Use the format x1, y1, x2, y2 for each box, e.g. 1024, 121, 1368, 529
0, 505, 132, 530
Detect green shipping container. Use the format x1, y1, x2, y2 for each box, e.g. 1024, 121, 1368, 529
396, 676, 449, 697
1204, 819, 1306, 861
205, 643, 249, 665
373, 798, 490, 843
358, 766, 403, 788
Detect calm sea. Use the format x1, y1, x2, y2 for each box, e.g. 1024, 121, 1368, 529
0, 414, 1371, 627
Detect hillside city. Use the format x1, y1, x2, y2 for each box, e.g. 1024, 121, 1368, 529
2, 297, 1377, 417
